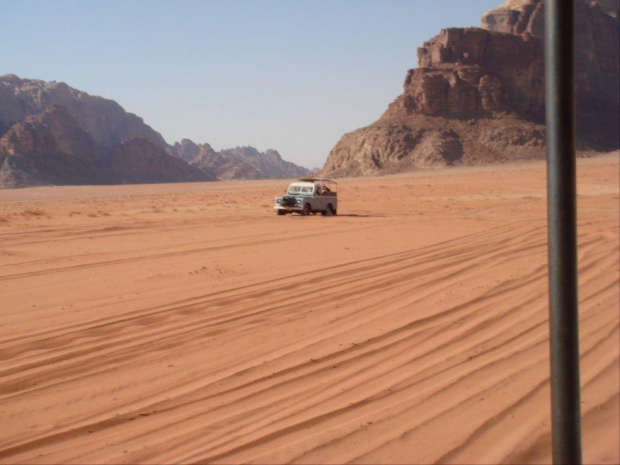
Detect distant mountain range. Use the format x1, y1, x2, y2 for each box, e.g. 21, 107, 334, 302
0, 74, 310, 188
171, 140, 311, 181
321, 0, 619, 177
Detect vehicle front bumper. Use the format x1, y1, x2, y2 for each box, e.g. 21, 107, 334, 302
274, 204, 302, 212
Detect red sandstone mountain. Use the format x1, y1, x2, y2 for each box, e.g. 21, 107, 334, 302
322, 0, 618, 177
105, 138, 214, 184
0, 106, 211, 187
0, 75, 167, 150
0, 76, 212, 187
0, 106, 104, 188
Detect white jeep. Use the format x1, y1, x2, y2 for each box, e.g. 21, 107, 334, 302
274, 178, 338, 216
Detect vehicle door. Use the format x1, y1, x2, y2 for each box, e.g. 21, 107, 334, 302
313, 185, 328, 210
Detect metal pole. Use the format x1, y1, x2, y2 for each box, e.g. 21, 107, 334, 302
545, 0, 582, 463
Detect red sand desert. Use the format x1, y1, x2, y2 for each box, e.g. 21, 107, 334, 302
0, 155, 618, 464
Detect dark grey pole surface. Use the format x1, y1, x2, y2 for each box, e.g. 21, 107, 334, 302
545, 0, 582, 464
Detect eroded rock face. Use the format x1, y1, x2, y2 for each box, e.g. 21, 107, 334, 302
482, 0, 618, 35
0, 75, 167, 150
481, 0, 545, 36
481, 0, 619, 147
397, 28, 544, 118
197, 151, 265, 181
482, 1, 619, 101
322, 0, 618, 177
105, 138, 213, 184
321, 124, 458, 176
0, 106, 103, 187
172, 139, 206, 163
0, 106, 211, 188
322, 116, 546, 177
0, 76, 214, 187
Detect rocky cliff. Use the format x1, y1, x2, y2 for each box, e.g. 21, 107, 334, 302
0, 105, 211, 188
105, 138, 213, 184
172, 140, 311, 180
404, 28, 544, 118
322, 0, 618, 177
0, 106, 103, 188
0, 75, 167, 150
481, 0, 619, 144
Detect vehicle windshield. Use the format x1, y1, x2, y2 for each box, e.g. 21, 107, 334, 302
286, 181, 336, 195
286, 185, 314, 195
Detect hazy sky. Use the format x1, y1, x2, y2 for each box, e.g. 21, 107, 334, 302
4, 0, 501, 168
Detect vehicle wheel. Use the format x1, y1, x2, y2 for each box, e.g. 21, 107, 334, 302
301, 204, 311, 216
324, 204, 334, 216
276, 209, 285, 215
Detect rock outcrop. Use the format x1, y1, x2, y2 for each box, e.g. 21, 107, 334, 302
481, 0, 545, 36
0, 106, 211, 188
0, 75, 167, 150
322, 115, 546, 177
322, 0, 618, 177
172, 140, 311, 180
0, 75, 212, 188
0, 106, 104, 188
105, 138, 213, 184
481, 0, 619, 146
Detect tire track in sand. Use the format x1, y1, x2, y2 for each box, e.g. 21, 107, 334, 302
0, 218, 617, 464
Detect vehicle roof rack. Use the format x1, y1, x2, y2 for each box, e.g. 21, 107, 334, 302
298, 177, 338, 184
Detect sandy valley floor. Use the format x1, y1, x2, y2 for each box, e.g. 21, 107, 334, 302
0, 155, 618, 464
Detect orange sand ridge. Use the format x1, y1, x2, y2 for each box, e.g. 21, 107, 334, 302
0, 155, 618, 464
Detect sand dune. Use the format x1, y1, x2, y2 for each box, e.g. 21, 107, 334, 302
0, 156, 618, 464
